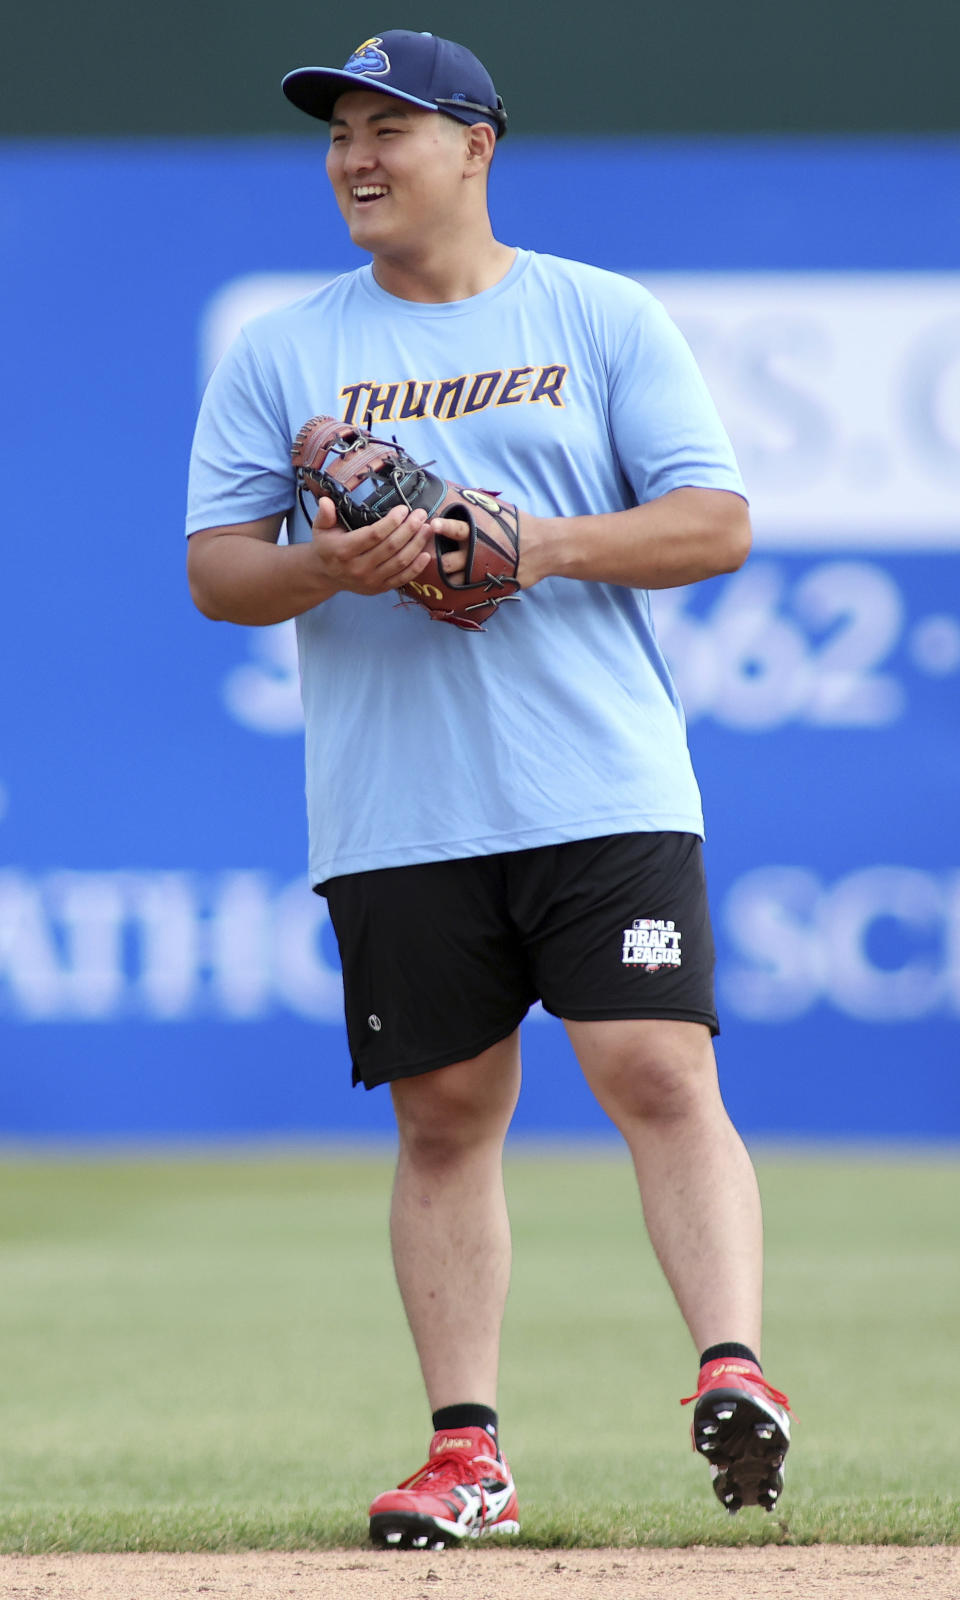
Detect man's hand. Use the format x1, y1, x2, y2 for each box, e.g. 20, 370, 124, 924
291, 417, 521, 629
310, 497, 469, 593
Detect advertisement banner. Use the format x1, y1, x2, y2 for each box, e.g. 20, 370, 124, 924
1, 139, 957, 1139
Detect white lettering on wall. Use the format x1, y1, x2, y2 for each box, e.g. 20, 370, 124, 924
721, 865, 960, 1022
221, 622, 303, 735
0, 871, 344, 1023
644, 272, 960, 547
650, 559, 924, 729
3, 866, 957, 1026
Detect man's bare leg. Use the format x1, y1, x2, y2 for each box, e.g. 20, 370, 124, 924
564, 1017, 791, 1513
367, 1034, 523, 1548
388, 1030, 522, 1409
565, 1017, 763, 1354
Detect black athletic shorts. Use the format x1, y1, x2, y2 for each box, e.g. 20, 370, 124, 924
319, 832, 718, 1090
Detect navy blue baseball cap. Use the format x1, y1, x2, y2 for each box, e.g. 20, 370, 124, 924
282, 30, 508, 138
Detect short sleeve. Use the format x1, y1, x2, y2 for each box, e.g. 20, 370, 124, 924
185, 330, 295, 535
607, 293, 746, 505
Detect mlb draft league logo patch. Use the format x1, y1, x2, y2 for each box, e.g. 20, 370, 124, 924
622, 918, 682, 974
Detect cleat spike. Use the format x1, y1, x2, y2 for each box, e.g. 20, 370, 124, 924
683, 1362, 792, 1516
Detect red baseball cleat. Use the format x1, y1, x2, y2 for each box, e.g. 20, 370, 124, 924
369, 1426, 520, 1549
681, 1358, 792, 1514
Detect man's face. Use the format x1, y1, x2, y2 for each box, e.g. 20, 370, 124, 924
325, 90, 471, 253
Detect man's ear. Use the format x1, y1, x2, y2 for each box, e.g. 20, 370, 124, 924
463, 120, 497, 176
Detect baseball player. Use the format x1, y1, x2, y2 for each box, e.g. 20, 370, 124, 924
186, 29, 792, 1548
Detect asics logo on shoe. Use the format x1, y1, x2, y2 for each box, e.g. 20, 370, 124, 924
433, 1436, 478, 1452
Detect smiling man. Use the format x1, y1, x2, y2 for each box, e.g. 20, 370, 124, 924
325, 94, 511, 298
185, 28, 791, 1551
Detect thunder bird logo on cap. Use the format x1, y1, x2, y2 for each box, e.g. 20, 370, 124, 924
343, 37, 391, 77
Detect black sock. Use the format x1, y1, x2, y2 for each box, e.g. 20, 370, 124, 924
432, 1403, 499, 1448
700, 1342, 761, 1371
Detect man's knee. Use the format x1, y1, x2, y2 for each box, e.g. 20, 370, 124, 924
391, 1033, 521, 1160
566, 1018, 721, 1126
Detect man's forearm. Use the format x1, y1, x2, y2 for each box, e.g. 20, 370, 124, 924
188, 533, 339, 625
521, 488, 751, 591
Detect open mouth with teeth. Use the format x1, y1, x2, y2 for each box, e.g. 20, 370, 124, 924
353, 185, 390, 205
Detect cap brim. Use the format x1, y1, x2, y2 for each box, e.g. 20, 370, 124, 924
282, 68, 438, 122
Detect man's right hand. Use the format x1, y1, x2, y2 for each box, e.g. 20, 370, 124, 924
310, 496, 442, 594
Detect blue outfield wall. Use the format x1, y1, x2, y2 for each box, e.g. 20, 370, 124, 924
1, 137, 958, 1141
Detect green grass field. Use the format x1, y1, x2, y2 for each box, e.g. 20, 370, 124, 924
0, 1147, 957, 1551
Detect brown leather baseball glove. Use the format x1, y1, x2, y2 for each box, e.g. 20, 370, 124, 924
291, 415, 521, 632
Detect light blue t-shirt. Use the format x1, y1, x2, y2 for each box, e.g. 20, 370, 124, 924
187, 249, 745, 885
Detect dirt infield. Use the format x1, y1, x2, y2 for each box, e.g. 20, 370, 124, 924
1, 1547, 957, 1600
